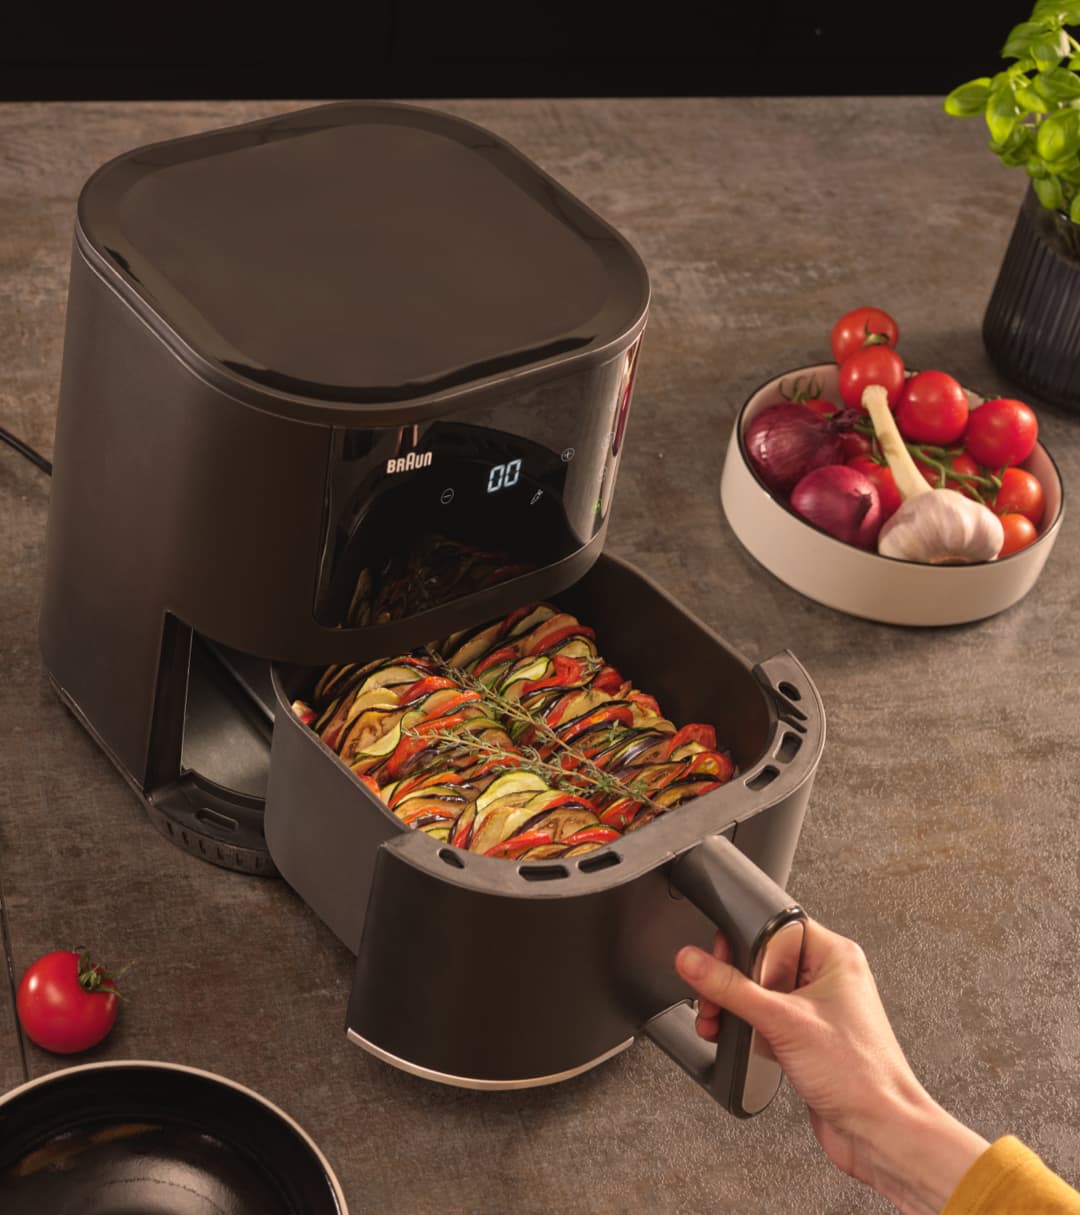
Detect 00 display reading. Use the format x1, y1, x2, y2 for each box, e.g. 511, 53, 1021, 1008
486, 459, 522, 493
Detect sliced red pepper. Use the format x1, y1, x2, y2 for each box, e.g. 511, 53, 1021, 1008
545, 690, 593, 728
498, 602, 543, 638
562, 825, 621, 847
590, 666, 625, 694
519, 655, 588, 696
355, 773, 382, 798
663, 722, 717, 758
598, 798, 641, 829
627, 691, 662, 717
379, 735, 436, 783
386, 769, 464, 808
484, 829, 554, 859
469, 755, 523, 778
683, 750, 735, 782
525, 622, 596, 656
560, 703, 635, 743
473, 645, 521, 676
395, 800, 462, 826
419, 690, 483, 716
398, 675, 459, 704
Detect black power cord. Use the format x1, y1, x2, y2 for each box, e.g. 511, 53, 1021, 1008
0, 425, 52, 476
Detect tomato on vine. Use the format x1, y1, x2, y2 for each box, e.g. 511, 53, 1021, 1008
993, 467, 1044, 525
963, 398, 1038, 467
838, 429, 873, 461
914, 450, 980, 492
830, 307, 900, 364
838, 346, 906, 411
895, 371, 969, 445
998, 513, 1038, 557
846, 455, 902, 518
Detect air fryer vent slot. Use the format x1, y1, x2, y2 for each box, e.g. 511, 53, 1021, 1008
577, 850, 621, 874
439, 848, 465, 869
777, 680, 802, 701
776, 732, 802, 763
519, 863, 569, 882
745, 765, 779, 792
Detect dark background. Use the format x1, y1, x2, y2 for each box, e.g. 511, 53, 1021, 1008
4, 3, 1027, 101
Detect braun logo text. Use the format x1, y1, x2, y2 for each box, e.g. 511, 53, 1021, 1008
386, 451, 433, 474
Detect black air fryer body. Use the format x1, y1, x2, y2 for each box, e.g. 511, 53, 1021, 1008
41, 102, 825, 1114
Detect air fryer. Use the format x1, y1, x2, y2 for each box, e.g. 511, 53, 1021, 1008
40, 101, 825, 1115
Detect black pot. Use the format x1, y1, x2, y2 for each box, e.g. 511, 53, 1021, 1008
0, 1061, 347, 1215
983, 185, 1080, 411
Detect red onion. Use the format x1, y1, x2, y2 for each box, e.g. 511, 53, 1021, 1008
790, 464, 883, 549
744, 403, 848, 493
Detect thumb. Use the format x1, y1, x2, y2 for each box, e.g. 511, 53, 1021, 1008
676, 945, 782, 1033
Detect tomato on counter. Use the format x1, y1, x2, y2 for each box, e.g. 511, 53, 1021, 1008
17, 948, 125, 1054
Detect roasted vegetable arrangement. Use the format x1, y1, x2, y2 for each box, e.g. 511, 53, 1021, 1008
292, 604, 734, 861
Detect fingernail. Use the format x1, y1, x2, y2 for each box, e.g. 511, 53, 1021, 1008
678, 946, 708, 979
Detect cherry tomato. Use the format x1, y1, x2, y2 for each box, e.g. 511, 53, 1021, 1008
830, 307, 900, 364
847, 455, 902, 518
16, 949, 122, 1054
963, 398, 1038, 467
915, 450, 979, 492
838, 429, 873, 461
993, 467, 1045, 525
801, 396, 839, 417
838, 346, 906, 411
895, 371, 969, 445
998, 513, 1038, 557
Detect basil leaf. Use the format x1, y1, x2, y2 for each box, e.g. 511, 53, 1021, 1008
1033, 0, 1080, 22
944, 77, 992, 116
1034, 65, 1080, 100
1036, 105, 1080, 160
1031, 31, 1070, 70
1017, 81, 1052, 110
1026, 156, 1050, 176
991, 125, 1035, 166
1070, 193, 1080, 224
986, 82, 1021, 142
1034, 173, 1066, 210
1003, 21, 1050, 59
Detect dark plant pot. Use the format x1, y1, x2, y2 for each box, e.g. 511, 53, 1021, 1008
983, 186, 1080, 412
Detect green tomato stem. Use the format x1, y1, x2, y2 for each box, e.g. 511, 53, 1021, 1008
851, 418, 1000, 501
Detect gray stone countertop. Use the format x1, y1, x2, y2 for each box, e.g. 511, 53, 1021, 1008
1, 98, 1078, 1213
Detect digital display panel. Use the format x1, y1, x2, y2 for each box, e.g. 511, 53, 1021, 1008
314, 343, 640, 628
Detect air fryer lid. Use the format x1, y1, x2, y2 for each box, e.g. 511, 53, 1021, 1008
76, 101, 649, 412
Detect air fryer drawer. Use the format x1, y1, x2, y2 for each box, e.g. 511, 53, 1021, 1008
263, 553, 823, 1095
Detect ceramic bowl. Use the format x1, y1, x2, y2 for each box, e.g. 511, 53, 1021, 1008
719, 363, 1065, 627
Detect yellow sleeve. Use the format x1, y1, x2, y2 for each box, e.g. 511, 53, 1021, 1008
942, 1136, 1080, 1215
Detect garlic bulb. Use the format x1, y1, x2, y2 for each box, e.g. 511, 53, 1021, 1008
863, 385, 1004, 565
877, 488, 1004, 564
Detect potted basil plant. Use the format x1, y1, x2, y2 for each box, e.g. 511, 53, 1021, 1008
945, 0, 1080, 410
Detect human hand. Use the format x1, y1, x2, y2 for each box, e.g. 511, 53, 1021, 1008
675, 921, 988, 1215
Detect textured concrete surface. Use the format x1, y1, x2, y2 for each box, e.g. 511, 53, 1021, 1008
1, 98, 1078, 1213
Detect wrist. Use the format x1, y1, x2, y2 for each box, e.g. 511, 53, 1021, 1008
856, 1082, 990, 1215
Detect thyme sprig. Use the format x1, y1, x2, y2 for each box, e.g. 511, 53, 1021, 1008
420, 645, 665, 811
410, 726, 658, 809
